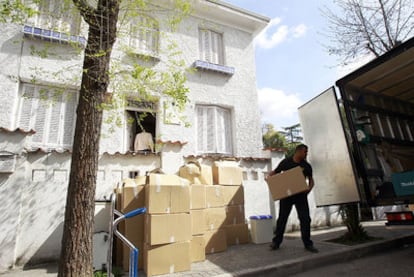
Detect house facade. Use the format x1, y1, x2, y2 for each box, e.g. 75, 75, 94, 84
0, 0, 341, 271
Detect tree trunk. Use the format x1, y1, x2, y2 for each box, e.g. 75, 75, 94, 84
58, 1, 119, 276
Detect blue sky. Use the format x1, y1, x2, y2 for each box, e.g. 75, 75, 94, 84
224, 0, 356, 130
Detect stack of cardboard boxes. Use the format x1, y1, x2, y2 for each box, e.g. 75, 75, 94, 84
213, 161, 249, 247
144, 174, 192, 276
115, 161, 248, 276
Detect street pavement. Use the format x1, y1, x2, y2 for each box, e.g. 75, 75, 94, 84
2, 221, 414, 277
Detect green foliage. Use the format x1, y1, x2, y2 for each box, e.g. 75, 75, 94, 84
337, 203, 371, 243
0, 0, 39, 24
262, 124, 287, 148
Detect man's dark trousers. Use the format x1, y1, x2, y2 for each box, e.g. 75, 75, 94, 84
272, 192, 313, 247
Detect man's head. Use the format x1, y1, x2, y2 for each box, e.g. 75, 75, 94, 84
294, 144, 308, 161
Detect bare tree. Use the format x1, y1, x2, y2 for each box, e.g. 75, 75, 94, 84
322, 0, 414, 64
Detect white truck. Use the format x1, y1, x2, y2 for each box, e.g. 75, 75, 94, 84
298, 37, 414, 227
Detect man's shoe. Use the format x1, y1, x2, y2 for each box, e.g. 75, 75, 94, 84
269, 243, 279, 251
305, 245, 318, 253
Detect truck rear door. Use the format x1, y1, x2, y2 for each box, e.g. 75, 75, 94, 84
298, 87, 361, 207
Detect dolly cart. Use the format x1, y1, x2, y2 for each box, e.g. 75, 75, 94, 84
107, 193, 146, 277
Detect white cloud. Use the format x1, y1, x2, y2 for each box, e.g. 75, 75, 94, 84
257, 87, 303, 130
292, 24, 307, 38
254, 17, 308, 49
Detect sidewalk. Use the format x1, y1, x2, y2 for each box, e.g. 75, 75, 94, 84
2, 221, 414, 277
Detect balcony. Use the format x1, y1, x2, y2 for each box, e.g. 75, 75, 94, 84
23, 25, 86, 47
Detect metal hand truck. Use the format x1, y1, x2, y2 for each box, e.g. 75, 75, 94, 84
107, 192, 146, 277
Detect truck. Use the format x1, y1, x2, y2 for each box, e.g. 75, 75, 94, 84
298, 36, 414, 227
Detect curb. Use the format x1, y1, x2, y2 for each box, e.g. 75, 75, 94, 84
235, 234, 414, 276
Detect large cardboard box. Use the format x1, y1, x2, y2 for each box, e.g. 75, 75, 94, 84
179, 162, 213, 185
224, 205, 245, 225
121, 177, 146, 212
145, 213, 191, 246
221, 185, 244, 205
122, 214, 145, 270
190, 184, 206, 210
190, 235, 206, 262
206, 207, 226, 231
213, 161, 243, 185
224, 223, 250, 245
190, 209, 208, 235
118, 178, 146, 269
204, 229, 227, 254
205, 185, 224, 208
146, 174, 190, 214
144, 241, 191, 277
266, 166, 309, 200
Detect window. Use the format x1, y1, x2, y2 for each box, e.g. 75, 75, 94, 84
17, 84, 78, 150
196, 105, 232, 155
129, 16, 159, 57
28, 0, 81, 35
125, 100, 156, 152
199, 29, 224, 65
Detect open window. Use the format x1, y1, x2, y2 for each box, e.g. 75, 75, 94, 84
125, 100, 156, 152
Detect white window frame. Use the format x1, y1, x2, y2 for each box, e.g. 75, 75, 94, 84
196, 105, 232, 155
199, 28, 224, 65
17, 83, 78, 150
129, 15, 159, 57
27, 0, 81, 35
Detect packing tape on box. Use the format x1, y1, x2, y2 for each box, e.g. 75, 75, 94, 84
236, 238, 240, 245
169, 264, 175, 274
215, 187, 221, 196
170, 235, 175, 243
133, 186, 138, 198
155, 174, 161, 193
287, 189, 292, 196
165, 207, 171, 213
210, 247, 215, 254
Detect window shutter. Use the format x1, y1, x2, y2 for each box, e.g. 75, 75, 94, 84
196, 107, 205, 152
31, 92, 48, 144
62, 92, 77, 147
18, 85, 36, 131
47, 92, 63, 146
196, 105, 232, 155
206, 107, 215, 152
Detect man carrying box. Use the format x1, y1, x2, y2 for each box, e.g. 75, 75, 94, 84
266, 144, 318, 253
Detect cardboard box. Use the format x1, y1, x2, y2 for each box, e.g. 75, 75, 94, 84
206, 207, 226, 231
190, 209, 208, 235
266, 166, 309, 200
122, 214, 145, 270
191, 235, 206, 262
122, 240, 144, 271
204, 229, 227, 254
190, 185, 206, 210
179, 162, 213, 185
144, 241, 191, 277
205, 185, 224, 208
213, 161, 243, 185
224, 223, 250, 245
250, 215, 273, 244
146, 174, 190, 214
117, 177, 146, 269
145, 213, 191, 246
224, 205, 245, 225
121, 177, 146, 213
221, 185, 244, 205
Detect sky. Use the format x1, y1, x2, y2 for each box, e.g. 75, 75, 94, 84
224, 0, 362, 131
